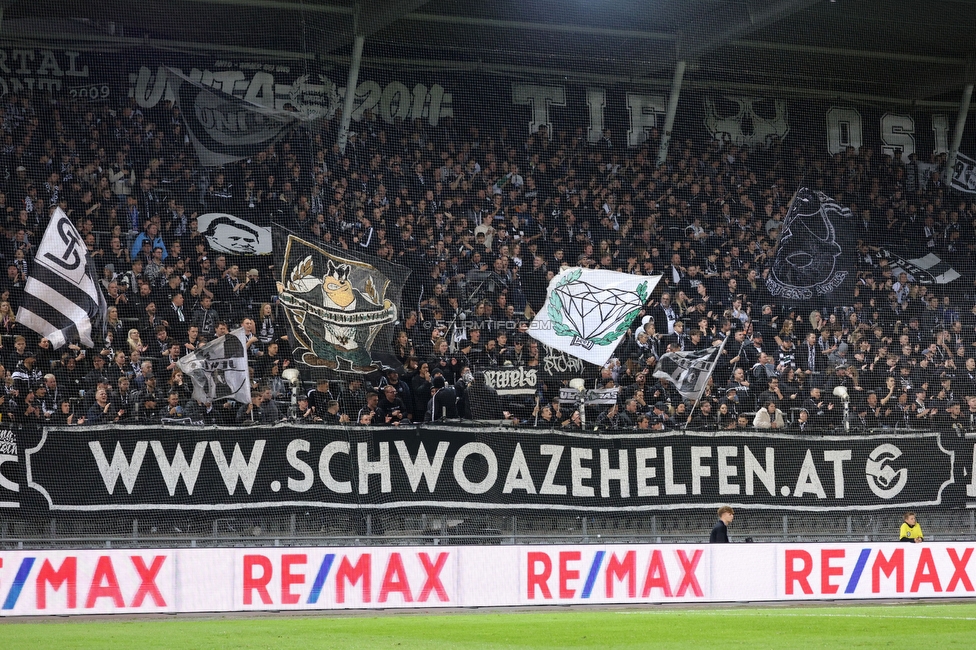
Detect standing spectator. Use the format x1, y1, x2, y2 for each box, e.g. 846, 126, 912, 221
710, 506, 734, 543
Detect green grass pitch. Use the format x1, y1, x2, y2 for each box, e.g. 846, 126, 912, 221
3, 603, 976, 649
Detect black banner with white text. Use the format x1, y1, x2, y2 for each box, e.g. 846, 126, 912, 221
6, 425, 972, 514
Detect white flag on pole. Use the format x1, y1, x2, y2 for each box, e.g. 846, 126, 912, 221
528, 267, 660, 367
177, 328, 252, 404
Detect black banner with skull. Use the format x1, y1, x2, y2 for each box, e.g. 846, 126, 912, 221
273, 227, 410, 375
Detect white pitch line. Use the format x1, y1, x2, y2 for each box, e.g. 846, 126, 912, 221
616, 610, 976, 620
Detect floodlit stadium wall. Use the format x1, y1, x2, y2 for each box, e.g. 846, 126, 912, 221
1, 542, 973, 616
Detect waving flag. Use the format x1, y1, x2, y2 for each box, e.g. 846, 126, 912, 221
765, 188, 856, 306
177, 328, 251, 404
653, 339, 727, 402
529, 268, 660, 366
17, 208, 106, 349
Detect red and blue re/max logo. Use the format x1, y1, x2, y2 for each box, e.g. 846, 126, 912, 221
243, 552, 450, 605
526, 549, 704, 600
0, 556, 166, 610
785, 547, 975, 595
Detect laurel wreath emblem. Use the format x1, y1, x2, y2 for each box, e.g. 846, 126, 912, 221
547, 269, 648, 347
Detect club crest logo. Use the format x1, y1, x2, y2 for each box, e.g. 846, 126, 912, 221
865, 444, 909, 499
547, 269, 648, 350
287, 74, 342, 121
277, 235, 397, 372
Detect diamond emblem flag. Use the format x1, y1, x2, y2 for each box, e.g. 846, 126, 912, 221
529, 267, 660, 366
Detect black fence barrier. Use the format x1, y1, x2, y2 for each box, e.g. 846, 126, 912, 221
1, 423, 971, 517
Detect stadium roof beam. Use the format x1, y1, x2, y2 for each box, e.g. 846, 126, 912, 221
946, 83, 973, 181
336, 0, 433, 152
657, 60, 687, 167
394, 11, 964, 69
675, 0, 824, 64
181, 0, 354, 14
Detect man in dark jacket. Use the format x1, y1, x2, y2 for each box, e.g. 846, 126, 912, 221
376, 384, 408, 425
710, 505, 734, 543
426, 374, 459, 421
464, 370, 510, 421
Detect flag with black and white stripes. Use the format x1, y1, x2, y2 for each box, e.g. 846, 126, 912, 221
652, 338, 727, 402
17, 208, 106, 349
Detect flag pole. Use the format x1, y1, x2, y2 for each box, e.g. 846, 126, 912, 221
683, 335, 728, 429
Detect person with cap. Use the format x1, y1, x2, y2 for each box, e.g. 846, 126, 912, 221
649, 401, 675, 431
11, 351, 42, 395
790, 408, 812, 433
426, 374, 459, 421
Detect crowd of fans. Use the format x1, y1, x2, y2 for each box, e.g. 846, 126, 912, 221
0, 87, 975, 431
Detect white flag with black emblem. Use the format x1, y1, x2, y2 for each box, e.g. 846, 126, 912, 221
652, 338, 727, 402
17, 208, 106, 349
529, 268, 660, 366
950, 151, 976, 194
177, 328, 252, 404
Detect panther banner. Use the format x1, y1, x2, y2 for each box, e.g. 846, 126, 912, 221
530, 268, 660, 367
16, 425, 964, 513
765, 188, 857, 307
274, 226, 409, 374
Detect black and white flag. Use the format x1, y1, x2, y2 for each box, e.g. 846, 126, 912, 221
17, 208, 106, 349
879, 248, 962, 286
177, 328, 251, 404
950, 152, 976, 194
653, 339, 726, 402
166, 67, 300, 167
765, 187, 856, 306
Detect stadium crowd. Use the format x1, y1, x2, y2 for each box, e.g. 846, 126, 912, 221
0, 89, 975, 432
